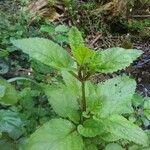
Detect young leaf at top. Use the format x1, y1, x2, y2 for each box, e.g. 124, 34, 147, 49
24, 119, 84, 150
99, 114, 149, 147
68, 26, 84, 51
88, 47, 142, 73
45, 85, 80, 123
69, 27, 94, 65
12, 38, 74, 70
97, 75, 136, 117
74, 45, 94, 65
0, 78, 19, 105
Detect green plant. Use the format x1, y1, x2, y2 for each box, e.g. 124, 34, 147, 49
12, 27, 149, 149
130, 94, 150, 127
40, 23, 70, 45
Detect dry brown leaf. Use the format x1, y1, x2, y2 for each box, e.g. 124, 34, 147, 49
27, 0, 63, 22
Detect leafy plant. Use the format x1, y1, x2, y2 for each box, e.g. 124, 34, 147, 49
40, 23, 69, 45
130, 94, 150, 128
12, 27, 150, 149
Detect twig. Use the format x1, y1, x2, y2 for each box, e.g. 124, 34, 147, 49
90, 34, 102, 47
130, 15, 150, 19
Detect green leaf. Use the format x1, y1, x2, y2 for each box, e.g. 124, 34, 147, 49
132, 94, 144, 107
24, 119, 84, 150
0, 49, 9, 57
84, 139, 98, 150
0, 138, 17, 150
0, 110, 24, 140
105, 143, 125, 150
45, 85, 80, 123
0, 78, 19, 105
55, 25, 69, 33
12, 38, 73, 70
69, 27, 94, 65
101, 115, 149, 147
144, 110, 150, 120
61, 71, 81, 98
0, 85, 6, 98
144, 99, 150, 109
77, 119, 104, 137
68, 26, 84, 51
97, 76, 136, 117
144, 99, 150, 120
86, 82, 102, 114
40, 25, 55, 33
74, 45, 94, 65
88, 48, 142, 73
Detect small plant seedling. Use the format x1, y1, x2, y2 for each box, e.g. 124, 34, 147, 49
12, 27, 149, 149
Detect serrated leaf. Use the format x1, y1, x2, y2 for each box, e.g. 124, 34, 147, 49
24, 119, 84, 150
86, 82, 102, 114
45, 85, 80, 123
0, 110, 24, 140
78, 119, 104, 137
88, 48, 142, 73
0, 78, 19, 105
101, 115, 149, 147
69, 27, 94, 65
68, 26, 84, 51
12, 38, 73, 70
73, 45, 94, 65
105, 143, 125, 150
97, 76, 136, 117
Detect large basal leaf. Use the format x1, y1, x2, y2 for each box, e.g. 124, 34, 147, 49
69, 27, 94, 65
97, 76, 136, 117
0, 78, 19, 105
45, 85, 80, 123
24, 119, 84, 150
101, 115, 149, 147
12, 38, 74, 70
0, 109, 24, 140
88, 48, 142, 73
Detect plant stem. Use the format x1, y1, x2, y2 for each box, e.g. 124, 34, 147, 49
81, 80, 86, 112
69, 71, 81, 81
